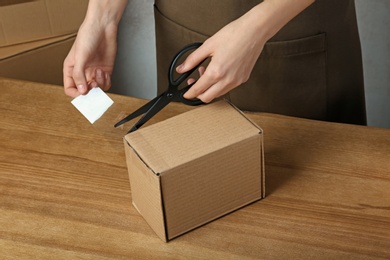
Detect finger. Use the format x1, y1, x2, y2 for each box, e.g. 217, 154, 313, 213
198, 66, 206, 76
64, 82, 81, 98
88, 80, 98, 90
72, 71, 88, 95
183, 61, 225, 99
94, 68, 112, 91
183, 70, 218, 100
197, 81, 230, 103
104, 72, 111, 91
186, 66, 206, 85
103, 71, 111, 91
176, 45, 210, 73
95, 68, 105, 88
187, 78, 196, 85
63, 66, 81, 98
72, 61, 89, 95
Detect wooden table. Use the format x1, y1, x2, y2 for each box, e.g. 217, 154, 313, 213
1, 78, 389, 259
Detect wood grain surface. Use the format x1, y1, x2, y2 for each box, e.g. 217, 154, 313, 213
1, 78, 389, 259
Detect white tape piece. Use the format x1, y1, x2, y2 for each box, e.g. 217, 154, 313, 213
71, 87, 114, 124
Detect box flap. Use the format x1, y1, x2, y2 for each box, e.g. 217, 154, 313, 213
124, 139, 167, 241
0, 34, 75, 86
0, 0, 87, 47
124, 100, 262, 175
0, 33, 76, 60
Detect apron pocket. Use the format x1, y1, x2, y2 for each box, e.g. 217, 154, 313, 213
230, 33, 328, 120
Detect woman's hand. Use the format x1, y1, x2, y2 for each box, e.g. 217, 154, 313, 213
63, 0, 128, 98
178, 0, 314, 103
178, 15, 266, 103
63, 22, 117, 97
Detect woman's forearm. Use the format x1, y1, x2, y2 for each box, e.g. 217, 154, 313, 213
248, 0, 315, 42
84, 0, 129, 26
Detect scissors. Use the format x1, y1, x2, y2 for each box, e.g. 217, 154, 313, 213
115, 42, 205, 133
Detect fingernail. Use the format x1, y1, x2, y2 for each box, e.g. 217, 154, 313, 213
77, 84, 85, 92
96, 69, 103, 79
177, 64, 184, 72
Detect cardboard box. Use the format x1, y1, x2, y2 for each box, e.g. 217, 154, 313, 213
0, 0, 88, 47
0, 34, 76, 85
0, 0, 88, 85
123, 100, 265, 242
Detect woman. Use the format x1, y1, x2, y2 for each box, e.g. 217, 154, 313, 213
63, 0, 366, 125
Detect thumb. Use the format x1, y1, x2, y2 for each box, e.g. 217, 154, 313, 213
72, 63, 89, 95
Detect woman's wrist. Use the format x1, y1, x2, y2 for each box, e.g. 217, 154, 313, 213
247, 0, 315, 42
84, 0, 128, 27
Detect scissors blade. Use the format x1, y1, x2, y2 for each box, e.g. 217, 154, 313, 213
114, 95, 161, 128
128, 94, 171, 133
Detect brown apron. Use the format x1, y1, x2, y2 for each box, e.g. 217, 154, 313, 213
154, 0, 366, 125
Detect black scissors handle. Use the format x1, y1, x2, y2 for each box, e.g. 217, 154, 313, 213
168, 42, 205, 106
169, 42, 202, 86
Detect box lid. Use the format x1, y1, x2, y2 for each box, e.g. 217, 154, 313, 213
125, 100, 262, 175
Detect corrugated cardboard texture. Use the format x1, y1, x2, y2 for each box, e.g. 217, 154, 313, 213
161, 134, 262, 239
125, 101, 264, 241
0, 34, 74, 60
0, 0, 88, 47
124, 139, 166, 241
0, 34, 75, 85
127, 101, 262, 174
